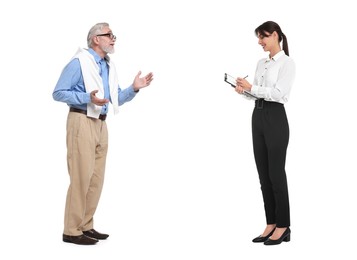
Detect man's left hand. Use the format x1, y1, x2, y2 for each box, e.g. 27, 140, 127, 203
133, 71, 154, 91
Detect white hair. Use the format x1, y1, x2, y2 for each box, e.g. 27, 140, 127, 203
87, 22, 109, 48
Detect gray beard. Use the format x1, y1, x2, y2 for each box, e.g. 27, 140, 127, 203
102, 46, 115, 54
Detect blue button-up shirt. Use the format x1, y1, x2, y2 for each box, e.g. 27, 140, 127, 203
53, 48, 137, 114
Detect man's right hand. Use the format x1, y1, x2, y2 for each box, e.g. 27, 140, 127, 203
90, 90, 109, 106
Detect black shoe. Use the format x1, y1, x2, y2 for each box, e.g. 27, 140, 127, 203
252, 228, 276, 243
264, 227, 291, 245
83, 229, 109, 240
63, 234, 98, 245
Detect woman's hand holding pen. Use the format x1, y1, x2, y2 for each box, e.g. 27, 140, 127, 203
235, 75, 252, 94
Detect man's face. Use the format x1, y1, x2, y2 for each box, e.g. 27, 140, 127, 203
96, 26, 116, 54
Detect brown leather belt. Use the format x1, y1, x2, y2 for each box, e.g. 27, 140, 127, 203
69, 107, 107, 121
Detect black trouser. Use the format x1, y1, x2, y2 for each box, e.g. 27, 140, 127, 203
252, 99, 290, 227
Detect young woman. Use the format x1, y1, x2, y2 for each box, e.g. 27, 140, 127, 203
236, 21, 296, 245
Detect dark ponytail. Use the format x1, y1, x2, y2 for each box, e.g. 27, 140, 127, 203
281, 33, 289, 56
255, 21, 290, 56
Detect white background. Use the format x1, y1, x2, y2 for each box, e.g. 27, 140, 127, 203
1, 0, 356, 259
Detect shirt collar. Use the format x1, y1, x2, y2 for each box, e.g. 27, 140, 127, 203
88, 48, 110, 63
265, 50, 285, 62
88, 48, 102, 63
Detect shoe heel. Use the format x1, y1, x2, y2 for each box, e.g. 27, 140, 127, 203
283, 234, 290, 242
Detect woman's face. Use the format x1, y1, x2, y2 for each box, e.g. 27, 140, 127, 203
257, 31, 277, 53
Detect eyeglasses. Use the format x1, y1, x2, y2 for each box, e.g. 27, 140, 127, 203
96, 33, 116, 40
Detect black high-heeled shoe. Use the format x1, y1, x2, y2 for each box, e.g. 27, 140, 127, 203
264, 227, 291, 245
252, 228, 276, 243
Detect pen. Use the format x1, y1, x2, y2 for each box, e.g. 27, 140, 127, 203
243, 75, 248, 79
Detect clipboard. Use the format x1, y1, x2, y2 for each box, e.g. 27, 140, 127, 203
224, 73, 258, 99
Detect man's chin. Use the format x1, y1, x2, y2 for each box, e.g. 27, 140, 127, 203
103, 47, 115, 54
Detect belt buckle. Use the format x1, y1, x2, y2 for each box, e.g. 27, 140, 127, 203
256, 99, 264, 109
99, 114, 107, 121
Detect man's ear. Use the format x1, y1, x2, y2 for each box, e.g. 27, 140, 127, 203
92, 36, 99, 45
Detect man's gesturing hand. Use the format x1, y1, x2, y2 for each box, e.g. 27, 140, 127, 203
90, 90, 109, 106
133, 71, 154, 92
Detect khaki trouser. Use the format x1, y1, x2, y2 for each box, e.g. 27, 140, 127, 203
63, 112, 108, 236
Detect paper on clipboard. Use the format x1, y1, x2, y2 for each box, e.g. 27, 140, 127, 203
224, 73, 258, 99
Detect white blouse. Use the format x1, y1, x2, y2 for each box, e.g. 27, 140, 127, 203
250, 50, 296, 104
